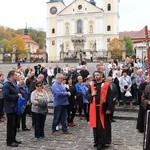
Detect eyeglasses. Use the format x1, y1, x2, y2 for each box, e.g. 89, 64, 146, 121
36, 85, 42, 87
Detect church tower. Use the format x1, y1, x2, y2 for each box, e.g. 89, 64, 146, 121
103, 0, 120, 49
46, 0, 66, 60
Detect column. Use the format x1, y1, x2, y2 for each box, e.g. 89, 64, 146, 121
84, 18, 87, 34
71, 18, 75, 35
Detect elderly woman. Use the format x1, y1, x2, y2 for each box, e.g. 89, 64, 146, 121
131, 67, 138, 104
17, 75, 30, 132
136, 69, 147, 104
75, 76, 84, 117
119, 70, 132, 107
31, 81, 49, 141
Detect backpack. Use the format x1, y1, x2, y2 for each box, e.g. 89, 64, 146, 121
16, 97, 26, 116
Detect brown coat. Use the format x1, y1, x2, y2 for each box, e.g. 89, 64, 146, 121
141, 84, 150, 110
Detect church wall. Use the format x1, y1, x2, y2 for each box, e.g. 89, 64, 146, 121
46, 0, 119, 61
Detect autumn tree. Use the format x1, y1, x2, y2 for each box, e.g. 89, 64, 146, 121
110, 38, 123, 59
123, 36, 134, 56
0, 26, 16, 40
7, 35, 27, 59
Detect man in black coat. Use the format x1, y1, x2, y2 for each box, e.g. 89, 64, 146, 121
34, 64, 41, 77
53, 64, 61, 77
3, 70, 22, 147
80, 65, 89, 81
107, 76, 118, 122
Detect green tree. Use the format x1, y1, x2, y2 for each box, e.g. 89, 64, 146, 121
28, 28, 46, 48
123, 36, 134, 56
0, 39, 9, 50
0, 26, 16, 40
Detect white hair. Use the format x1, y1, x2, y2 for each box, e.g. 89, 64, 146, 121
55, 73, 64, 79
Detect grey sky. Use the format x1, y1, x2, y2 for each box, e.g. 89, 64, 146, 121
0, 0, 149, 31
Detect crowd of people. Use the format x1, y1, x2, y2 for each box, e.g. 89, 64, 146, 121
0, 56, 149, 149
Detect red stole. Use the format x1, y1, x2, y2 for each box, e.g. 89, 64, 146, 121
89, 82, 109, 129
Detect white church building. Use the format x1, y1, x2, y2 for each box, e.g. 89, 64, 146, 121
46, 0, 120, 61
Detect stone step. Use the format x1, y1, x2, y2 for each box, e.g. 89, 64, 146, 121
114, 111, 138, 120
47, 108, 139, 121
115, 106, 139, 113
47, 100, 139, 120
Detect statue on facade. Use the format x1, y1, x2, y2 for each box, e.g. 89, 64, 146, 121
107, 41, 112, 51
60, 43, 64, 52
93, 40, 96, 51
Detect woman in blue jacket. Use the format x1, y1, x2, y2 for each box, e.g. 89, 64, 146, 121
17, 75, 30, 131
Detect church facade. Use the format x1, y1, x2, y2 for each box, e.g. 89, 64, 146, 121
46, 0, 120, 61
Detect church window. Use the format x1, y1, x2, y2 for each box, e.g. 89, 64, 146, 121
77, 20, 83, 33
66, 26, 69, 35
89, 21, 93, 33
107, 25, 111, 31
107, 4, 111, 11
89, 25, 93, 33
65, 22, 69, 35
78, 5, 82, 10
52, 40, 55, 45
52, 28, 55, 34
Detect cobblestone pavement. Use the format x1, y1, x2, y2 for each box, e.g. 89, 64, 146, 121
0, 114, 143, 150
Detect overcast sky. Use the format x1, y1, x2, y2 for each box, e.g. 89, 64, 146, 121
0, 0, 149, 31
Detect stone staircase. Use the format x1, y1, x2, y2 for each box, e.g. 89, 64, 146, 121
113, 100, 139, 120
47, 100, 139, 121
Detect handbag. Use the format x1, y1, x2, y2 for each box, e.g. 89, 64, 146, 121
125, 91, 132, 97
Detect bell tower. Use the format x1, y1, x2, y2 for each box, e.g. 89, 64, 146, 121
102, 0, 120, 50
46, 0, 66, 61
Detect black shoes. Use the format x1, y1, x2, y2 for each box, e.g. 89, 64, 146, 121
22, 128, 30, 131
94, 143, 98, 147
97, 144, 102, 150
7, 142, 18, 147
15, 140, 22, 144
111, 119, 116, 122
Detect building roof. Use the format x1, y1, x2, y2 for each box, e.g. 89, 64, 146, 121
119, 27, 150, 39
22, 35, 38, 45
57, 0, 103, 15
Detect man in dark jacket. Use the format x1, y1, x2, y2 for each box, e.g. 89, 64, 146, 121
53, 64, 61, 77
34, 64, 41, 77
107, 76, 118, 122
80, 65, 89, 81
3, 70, 22, 147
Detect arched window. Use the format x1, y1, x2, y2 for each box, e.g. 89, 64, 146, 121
77, 20, 83, 33
65, 22, 69, 35
107, 4, 111, 11
107, 25, 111, 31
52, 28, 55, 34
